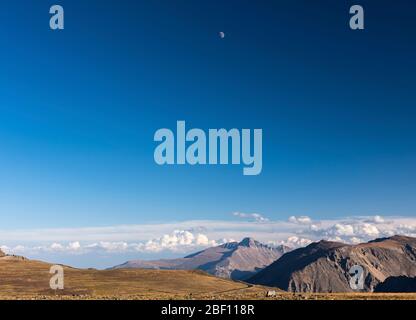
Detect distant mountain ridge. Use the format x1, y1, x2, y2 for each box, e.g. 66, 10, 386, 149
248, 235, 416, 292
111, 237, 290, 280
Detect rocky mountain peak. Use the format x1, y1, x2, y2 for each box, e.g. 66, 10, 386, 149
112, 237, 288, 281
239, 237, 259, 247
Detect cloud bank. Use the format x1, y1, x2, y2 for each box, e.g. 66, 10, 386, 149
1, 215, 415, 259
233, 212, 269, 222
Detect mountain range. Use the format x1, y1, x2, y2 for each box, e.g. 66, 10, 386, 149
1, 235, 415, 296
248, 235, 416, 292
111, 237, 290, 280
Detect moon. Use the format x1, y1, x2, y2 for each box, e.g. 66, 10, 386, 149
219, 32, 225, 39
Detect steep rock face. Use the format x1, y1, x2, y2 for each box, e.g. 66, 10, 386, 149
0, 249, 5, 257
248, 236, 416, 292
112, 238, 289, 280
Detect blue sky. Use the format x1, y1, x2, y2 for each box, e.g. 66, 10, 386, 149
0, 1, 415, 267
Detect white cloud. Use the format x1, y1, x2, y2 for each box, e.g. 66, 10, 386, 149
333, 223, 355, 236
311, 221, 382, 240
0, 230, 223, 255
50, 243, 64, 251
233, 212, 269, 222
288, 215, 312, 225
85, 241, 130, 252
350, 237, 362, 244
357, 223, 380, 237
280, 236, 313, 248
68, 241, 81, 251
136, 230, 222, 253
363, 215, 386, 224
0, 215, 415, 258
372, 215, 385, 224
326, 236, 343, 242
0, 245, 10, 253
310, 224, 319, 231
195, 234, 210, 245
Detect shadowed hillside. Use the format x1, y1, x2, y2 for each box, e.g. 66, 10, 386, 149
248, 236, 416, 292
375, 276, 416, 293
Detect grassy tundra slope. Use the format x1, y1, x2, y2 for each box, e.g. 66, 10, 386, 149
0, 254, 266, 299
0, 249, 415, 300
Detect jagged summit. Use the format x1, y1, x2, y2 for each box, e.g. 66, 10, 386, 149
239, 237, 260, 247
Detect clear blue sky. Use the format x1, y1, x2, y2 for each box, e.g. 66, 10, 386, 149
0, 0, 415, 230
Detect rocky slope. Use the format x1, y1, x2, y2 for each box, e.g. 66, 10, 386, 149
248, 235, 416, 292
111, 237, 289, 280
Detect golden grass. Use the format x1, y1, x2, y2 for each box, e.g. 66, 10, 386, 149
0, 258, 414, 300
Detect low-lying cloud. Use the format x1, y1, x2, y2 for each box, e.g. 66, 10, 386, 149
288, 215, 313, 225
1, 215, 415, 261
0, 230, 227, 255
233, 212, 269, 222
